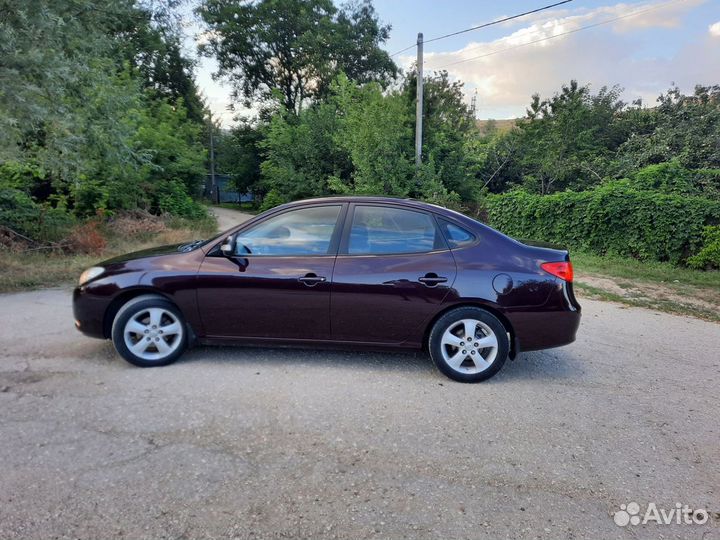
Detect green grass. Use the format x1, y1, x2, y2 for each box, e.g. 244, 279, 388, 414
571, 250, 720, 322
571, 250, 720, 290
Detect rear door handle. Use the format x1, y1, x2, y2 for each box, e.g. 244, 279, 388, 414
418, 273, 448, 287
298, 273, 326, 286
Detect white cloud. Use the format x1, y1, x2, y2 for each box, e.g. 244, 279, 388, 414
192, 0, 714, 125
404, 0, 715, 118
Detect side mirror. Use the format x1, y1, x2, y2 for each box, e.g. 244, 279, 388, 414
220, 235, 235, 256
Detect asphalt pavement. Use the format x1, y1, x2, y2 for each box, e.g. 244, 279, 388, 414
0, 286, 718, 539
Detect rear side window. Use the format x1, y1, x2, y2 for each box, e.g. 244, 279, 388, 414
348, 206, 442, 255
438, 218, 476, 249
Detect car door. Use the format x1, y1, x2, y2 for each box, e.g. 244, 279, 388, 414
196, 204, 345, 340
330, 204, 457, 344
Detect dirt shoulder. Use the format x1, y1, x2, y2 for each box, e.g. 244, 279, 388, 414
575, 272, 720, 322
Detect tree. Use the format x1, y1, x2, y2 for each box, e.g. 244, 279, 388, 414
196, 0, 396, 114
261, 96, 352, 200
114, 9, 206, 124
403, 71, 478, 201
0, 0, 209, 227
334, 77, 414, 196
495, 80, 627, 194
619, 85, 720, 171
259, 75, 462, 208
216, 122, 265, 199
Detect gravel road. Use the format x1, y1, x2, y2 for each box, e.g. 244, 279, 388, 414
210, 206, 255, 232
1, 285, 718, 539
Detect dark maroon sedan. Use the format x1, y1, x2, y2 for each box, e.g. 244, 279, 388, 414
73, 197, 580, 382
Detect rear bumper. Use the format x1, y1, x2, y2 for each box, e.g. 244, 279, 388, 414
510, 309, 581, 352
508, 281, 581, 353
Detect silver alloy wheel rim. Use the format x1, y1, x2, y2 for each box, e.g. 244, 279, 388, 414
123, 307, 183, 361
440, 318, 498, 374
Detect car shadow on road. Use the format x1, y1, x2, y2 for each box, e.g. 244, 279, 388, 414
177, 344, 584, 383
180, 345, 431, 374
493, 349, 585, 383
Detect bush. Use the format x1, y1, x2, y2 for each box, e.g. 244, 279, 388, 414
630, 161, 720, 198
156, 180, 208, 220
109, 210, 167, 237
0, 189, 39, 237
66, 221, 107, 254
0, 188, 74, 242
72, 177, 109, 217
631, 161, 695, 195
485, 182, 720, 265
259, 189, 287, 212
688, 226, 720, 269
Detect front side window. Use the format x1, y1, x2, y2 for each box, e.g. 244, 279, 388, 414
234, 205, 341, 256
348, 206, 442, 255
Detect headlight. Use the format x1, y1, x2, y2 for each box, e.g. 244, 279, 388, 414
78, 266, 105, 286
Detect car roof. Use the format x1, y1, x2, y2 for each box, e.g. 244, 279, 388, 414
280, 196, 449, 213
273, 196, 497, 234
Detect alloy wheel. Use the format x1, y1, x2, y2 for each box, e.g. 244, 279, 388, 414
439, 318, 499, 374
123, 307, 183, 362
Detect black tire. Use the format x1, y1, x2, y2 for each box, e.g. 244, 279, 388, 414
428, 307, 509, 383
111, 294, 188, 367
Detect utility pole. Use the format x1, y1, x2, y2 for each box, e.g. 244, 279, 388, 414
208, 112, 217, 204
415, 32, 423, 168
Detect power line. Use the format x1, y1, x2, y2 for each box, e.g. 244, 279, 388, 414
390, 43, 418, 58
389, 0, 573, 57
425, 0, 573, 44
428, 0, 685, 70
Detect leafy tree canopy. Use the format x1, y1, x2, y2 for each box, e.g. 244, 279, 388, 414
197, 0, 397, 114
0, 0, 209, 226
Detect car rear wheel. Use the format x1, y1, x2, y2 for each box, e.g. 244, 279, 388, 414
428, 307, 509, 382
111, 295, 187, 367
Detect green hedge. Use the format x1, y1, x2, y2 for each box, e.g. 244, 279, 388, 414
688, 226, 720, 269
485, 182, 720, 265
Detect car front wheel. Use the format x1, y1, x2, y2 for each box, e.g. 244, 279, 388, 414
428, 307, 509, 383
111, 295, 188, 367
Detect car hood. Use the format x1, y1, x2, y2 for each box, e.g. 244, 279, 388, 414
100, 244, 186, 265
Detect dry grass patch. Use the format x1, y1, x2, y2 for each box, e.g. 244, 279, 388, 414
0, 212, 217, 292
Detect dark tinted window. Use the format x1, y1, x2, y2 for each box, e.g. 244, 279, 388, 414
348, 206, 440, 255
235, 206, 341, 256
438, 218, 476, 249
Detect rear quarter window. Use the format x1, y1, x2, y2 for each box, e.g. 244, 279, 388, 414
437, 218, 476, 249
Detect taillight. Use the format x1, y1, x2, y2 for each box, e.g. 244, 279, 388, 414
541, 261, 573, 282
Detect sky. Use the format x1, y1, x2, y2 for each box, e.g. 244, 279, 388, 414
190, 0, 720, 126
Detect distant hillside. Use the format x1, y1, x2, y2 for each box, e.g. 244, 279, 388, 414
476, 118, 517, 135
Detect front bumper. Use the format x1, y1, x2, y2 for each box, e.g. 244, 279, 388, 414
73, 286, 108, 339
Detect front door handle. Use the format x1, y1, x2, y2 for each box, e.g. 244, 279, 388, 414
418, 273, 448, 287
298, 273, 326, 287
